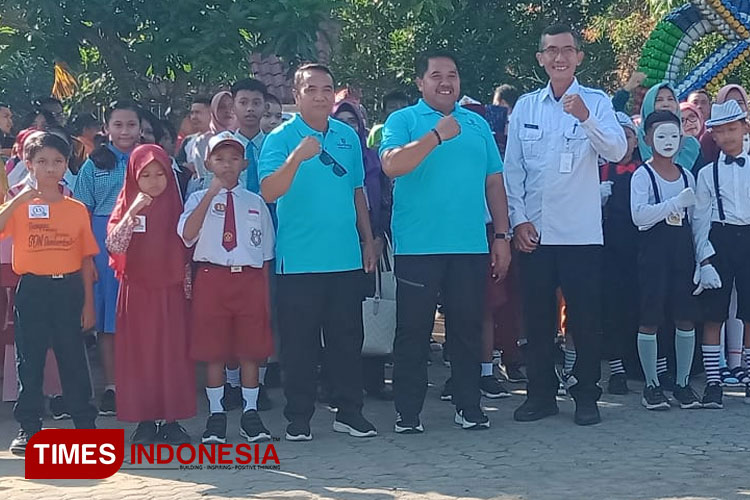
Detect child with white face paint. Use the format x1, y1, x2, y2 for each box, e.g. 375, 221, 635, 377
692, 99, 750, 409
630, 110, 702, 412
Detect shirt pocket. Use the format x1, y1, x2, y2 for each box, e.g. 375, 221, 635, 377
92, 170, 111, 205
520, 127, 543, 160
563, 126, 590, 159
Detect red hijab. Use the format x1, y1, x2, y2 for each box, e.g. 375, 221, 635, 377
107, 144, 186, 286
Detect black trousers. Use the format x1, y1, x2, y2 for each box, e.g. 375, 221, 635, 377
519, 246, 603, 403
277, 271, 365, 424
393, 254, 487, 417
14, 273, 97, 431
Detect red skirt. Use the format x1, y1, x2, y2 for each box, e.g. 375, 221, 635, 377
190, 264, 273, 363
115, 280, 196, 423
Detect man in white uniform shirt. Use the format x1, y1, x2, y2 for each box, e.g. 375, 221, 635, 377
504, 24, 627, 426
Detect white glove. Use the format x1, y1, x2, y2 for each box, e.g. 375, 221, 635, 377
672, 187, 696, 210
599, 181, 613, 206
693, 263, 722, 295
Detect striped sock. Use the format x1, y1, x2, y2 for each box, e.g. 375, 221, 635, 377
563, 347, 577, 375
609, 359, 626, 375
744, 347, 750, 378
656, 357, 668, 376
702, 345, 722, 385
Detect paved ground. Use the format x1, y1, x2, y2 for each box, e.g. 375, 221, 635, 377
1, 349, 750, 500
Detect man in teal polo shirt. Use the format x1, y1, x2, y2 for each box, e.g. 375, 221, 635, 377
380, 49, 512, 433
259, 63, 378, 442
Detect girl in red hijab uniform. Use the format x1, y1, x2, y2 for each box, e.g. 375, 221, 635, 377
106, 144, 195, 444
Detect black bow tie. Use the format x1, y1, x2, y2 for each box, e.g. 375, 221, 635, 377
726, 155, 746, 167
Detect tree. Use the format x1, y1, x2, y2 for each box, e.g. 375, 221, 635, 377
0, 0, 333, 116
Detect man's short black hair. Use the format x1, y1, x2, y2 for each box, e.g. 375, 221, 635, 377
689, 89, 710, 98
24, 131, 71, 161
415, 49, 459, 78
644, 110, 680, 134
191, 96, 212, 107
160, 119, 177, 141
231, 78, 268, 98
38, 96, 63, 109
104, 99, 142, 124
293, 63, 335, 90
264, 92, 282, 107
383, 90, 409, 108
70, 113, 100, 136
493, 84, 521, 108
539, 24, 581, 51
0, 102, 10, 110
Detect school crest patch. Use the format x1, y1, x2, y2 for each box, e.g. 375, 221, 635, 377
250, 228, 262, 247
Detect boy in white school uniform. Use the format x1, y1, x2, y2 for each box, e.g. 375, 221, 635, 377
693, 100, 750, 408
178, 131, 276, 443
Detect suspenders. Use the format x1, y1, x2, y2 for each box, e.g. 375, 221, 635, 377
643, 164, 689, 219
712, 160, 726, 222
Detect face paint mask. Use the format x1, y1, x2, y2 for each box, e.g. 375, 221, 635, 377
652, 123, 680, 158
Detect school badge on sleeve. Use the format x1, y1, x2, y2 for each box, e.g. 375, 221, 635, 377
250, 228, 262, 247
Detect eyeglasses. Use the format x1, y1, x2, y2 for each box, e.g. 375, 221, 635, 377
320, 150, 347, 177
682, 115, 700, 125
541, 46, 578, 58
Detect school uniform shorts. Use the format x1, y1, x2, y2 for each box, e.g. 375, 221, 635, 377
700, 223, 750, 322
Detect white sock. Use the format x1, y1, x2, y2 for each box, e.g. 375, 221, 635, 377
105, 384, 116, 392
242, 386, 259, 412
225, 367, 240, 388
702, 345, 722, 385
608, 359, 625, 375
481, 362, 493, 377
675, 328, 695, 387
726, 321, 743, 369
206, 386, 225, 414
656, 357, 667, 376
563, 348, 576, 375
259, 366, 267, 385
637, 333, 659, 387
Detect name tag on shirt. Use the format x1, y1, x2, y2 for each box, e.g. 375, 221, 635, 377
666, 213, 683, 226
230, 266, 243, 273
559, 153, 574, 174
28, 205, 49, 219
133, 215, 146, 233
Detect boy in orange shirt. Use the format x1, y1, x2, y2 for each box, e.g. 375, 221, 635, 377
0, 132, 99, 456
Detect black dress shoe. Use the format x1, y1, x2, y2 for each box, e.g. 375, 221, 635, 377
607, 373, 629, 395
574, 399, 601, 426
513, 399, 559, 422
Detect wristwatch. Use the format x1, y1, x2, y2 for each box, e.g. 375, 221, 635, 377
494, 232, 512, 241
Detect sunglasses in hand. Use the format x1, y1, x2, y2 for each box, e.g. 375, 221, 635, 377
319, 150, 347, 177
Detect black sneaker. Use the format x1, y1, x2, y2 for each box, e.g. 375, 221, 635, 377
240, 410, 271, 442
221, 383, 242, 411
607, 373, 629, 395
9, 428, 38, 456
99, 389, 116, 416
505, 365, 528, 383
480, 376, 511, 399
573, 399, 601, 426
131, 421, 158, 444
333, 413, 377, 438
394, 414, 424, 434
160, 422, 191, 445
454, 409, 490, 430
201, 413, 228, 444
440, 378, 453, 401
49, 395, 71, 420
285, 421, 312, 441
673, 384, 702, 409
513, 399, 559, 422
658, 372, 675, 393
257, 384, 273, 411
701, 382, 723, 409
642, 385, 670, 410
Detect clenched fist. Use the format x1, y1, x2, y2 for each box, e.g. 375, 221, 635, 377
435, 115, 460, 142
562, 94, 590, 122
128, 192, 153, 218
294, 136, 321, 162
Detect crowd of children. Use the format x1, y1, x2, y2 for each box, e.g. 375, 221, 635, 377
3, 57, 750, 457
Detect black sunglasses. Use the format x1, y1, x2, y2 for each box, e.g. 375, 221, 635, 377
319, 150, 347, 177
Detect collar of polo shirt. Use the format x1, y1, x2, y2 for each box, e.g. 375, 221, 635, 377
415, 98, 463, 116
539, 77, 581, 103
291, 113, 343, 139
